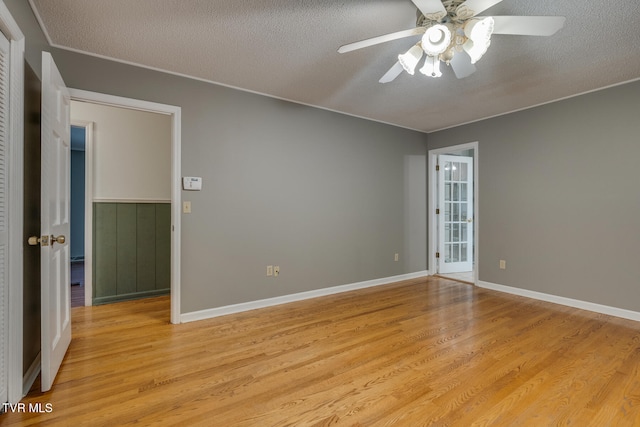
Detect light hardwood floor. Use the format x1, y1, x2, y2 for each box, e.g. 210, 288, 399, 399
4, 276, 640, 426
70, 261, 85, 308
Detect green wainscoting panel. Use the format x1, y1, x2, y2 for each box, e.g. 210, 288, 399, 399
155, 204, 171, 290
94, 203, 117, 298
93, 202, 171, 305
116, 203, 137, 295
136, 204, 157, 292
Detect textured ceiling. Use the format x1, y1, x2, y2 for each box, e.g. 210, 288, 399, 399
30, 0, 640, 132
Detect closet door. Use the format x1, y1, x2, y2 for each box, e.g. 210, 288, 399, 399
0, 29, 10, 405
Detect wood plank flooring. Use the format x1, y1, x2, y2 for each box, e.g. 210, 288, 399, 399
71, 261, 84, 307
4, 276, 640, 426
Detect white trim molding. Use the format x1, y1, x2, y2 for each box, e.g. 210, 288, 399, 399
478, 281, 640, 322
69, 88, 182, 324
1, 0, 26, 405
22, 352, 40, 397
428, 142, 479, 284
92, 198, 172, 203
70, 120, 94, 306
181, 271, 430, 323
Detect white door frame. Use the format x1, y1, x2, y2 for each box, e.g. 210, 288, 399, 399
68, 89, 182, 324
69, 120, 94, 306
428, 142, 479, 283
1, 0, 26, 405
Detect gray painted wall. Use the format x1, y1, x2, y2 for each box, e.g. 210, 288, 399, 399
6, 1, 428, 313
15, 0, 639, 316
428, 80, 640, 312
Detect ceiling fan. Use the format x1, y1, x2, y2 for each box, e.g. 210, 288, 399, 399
338, 0, 566, 83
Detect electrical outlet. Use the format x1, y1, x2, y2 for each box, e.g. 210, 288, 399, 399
394, 253, 399, 262
266, 265, 273, 276
500, 260, 506, 270
182, 201, 191, 214
274, 266, 280, 277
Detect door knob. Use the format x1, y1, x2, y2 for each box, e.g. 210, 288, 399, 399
28, 235, 50, 246
467, 218, 473, 223
51, 235, 66, 245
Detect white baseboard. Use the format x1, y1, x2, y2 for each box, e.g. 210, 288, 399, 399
478, 280, 640, 322
22, 352, 41, 397
181, 270, 431, 323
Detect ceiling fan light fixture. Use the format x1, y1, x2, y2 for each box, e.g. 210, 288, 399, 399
421, 24, 452, 56
338, 1, 567, 83
398, 44, 424, 75
441, 46, 455, 63
455, 5, 475, 20
463, 38, 491, 64
419, 55, 442, 78
462, 17, 494, 64
464, 17, 494, 43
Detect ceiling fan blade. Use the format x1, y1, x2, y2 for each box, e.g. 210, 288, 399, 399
456, 0, 504, 17
491, 16, 566, 36
379, 61, 405, 83
449, 53, 477, 79
411, 0, 447, 20
338, 27, 426, 53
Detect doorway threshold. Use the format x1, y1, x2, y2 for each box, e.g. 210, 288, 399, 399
436, 272, 475, 285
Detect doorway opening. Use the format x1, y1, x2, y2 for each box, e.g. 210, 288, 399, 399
69, 89, 182, 324
428, 142, 478, 284
70, 125, 86, 307
70, 100, 173, 309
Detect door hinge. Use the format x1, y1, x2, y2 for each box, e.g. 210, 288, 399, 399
436, 208, 440, 215
436, 164, 440, 171
436, 252, 440, 258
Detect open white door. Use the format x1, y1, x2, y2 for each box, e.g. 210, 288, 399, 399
438, 155, 474, 274
40, 52, 71, 392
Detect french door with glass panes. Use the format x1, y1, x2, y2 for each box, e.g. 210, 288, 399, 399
438, 155, 473, 273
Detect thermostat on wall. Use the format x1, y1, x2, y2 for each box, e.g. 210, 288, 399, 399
182, 176, 202, 191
